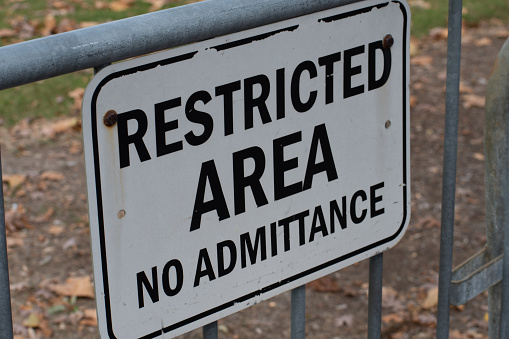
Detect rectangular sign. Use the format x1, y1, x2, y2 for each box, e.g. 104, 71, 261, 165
82, 1, 410, 338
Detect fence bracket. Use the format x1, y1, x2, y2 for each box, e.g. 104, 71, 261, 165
450, 248, 503, 305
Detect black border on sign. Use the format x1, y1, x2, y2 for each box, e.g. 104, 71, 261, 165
89, 1, 409, 338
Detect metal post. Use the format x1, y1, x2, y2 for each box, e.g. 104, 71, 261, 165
436, 0, 463, 338
367, 253, 383, 339
0, 149, 14, 339
484, 37, 509, 339
203, 321, 218, 339
0, 0, 364, 91
291, 285, 305, 339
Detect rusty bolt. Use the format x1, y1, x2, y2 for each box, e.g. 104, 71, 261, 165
103, 110, 118, 127
383, 34, 394, 48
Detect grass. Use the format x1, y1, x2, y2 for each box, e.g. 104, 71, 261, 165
0, 0, 508, 126
410, 0, 509, 37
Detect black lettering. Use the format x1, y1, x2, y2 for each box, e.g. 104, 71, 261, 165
240, 226, 267, 268
303, 124, 338, 190
370, 182, 385, 217
368, 41, 391, 91
270, 222, 278, 257
190, 160, 230, 231
291, 60, 318, 112
155, 98, 183, 157
118, 109, 151, 169
351, 190, 367, 224
137, 266, 158, 308
276, 68, 286, 119
216, 81, 241, 136
330, 197, 347, 233
344, 45, 365, 98
217, 240, 237, 278
278, 210, 309, 248
318, 52, 342, 104
309, 205, 328, 242
184, 91, 213, 146
162, 259, 183, 297
233, 147, 269, 215
244, 74, 272, 129
273, 132, 302, 201
194, 248, 216, 287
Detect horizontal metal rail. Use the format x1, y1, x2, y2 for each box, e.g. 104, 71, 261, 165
0, 0, 363, 91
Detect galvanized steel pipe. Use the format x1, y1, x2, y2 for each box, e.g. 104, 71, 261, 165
0, 0, 363, 91
436, 0, 463, 338
0, 151, 14, 339
485, 37, 509, 339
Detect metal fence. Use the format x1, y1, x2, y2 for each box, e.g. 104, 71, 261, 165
0, 0, 507, 338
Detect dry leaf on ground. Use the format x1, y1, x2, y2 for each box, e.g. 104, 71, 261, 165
462, 94, 485, 109
40, 171, 65, 181
421, 286, 438, 309
0, 28, 17, 38
3, 174, 26, 189
48, 225, 65, 235
411, 55, 433, 66
110, 0, 135, 11
307, 276, 340, 292
79, 309, 98, 327
49, 276, 95, 299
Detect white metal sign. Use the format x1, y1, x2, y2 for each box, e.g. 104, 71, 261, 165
83, 1, 410, 338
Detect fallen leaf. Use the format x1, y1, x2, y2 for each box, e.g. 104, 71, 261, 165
382, 313, 405, 324
474, 37, 492, 47
5, 204, 33, 232
52, 0, 72, 11
462, 94, 485, 109
41, 117, 81, 138
145, 0, 166, 11
409, 0, 431, 9
6, 235, 24, 249
412, 313, 437, 327
3, 174, 26, 189
50, 276, 95, 298
429, 27, 448, 40
79, 21, 99, 28
110, 0, 135, 11
473, 152, 485, 161
0, 28, 17, 38
422, 286, 439, 309
411, 55, 433, 66
33, 207, 55, 223
55, 18, 76, 34
94, 1, 109, 9
80, 309, 98, 326
410, 95, 417, 108
48, 225, 65, 235
414, 216, 440, 229
459, 82, 474, 94
68, 87, 85, 111
40, 171, 65, 181
42, 14, 56, 36
307, 276, 340, 292
22, 313, 40, 328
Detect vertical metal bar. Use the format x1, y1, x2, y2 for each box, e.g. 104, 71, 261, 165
291, 285, 305, 339
0, 149, 14, 339
436, 1, 463, 338
485, 37, 509, 339
203, 321, 218, 339
367, 253, 383, 339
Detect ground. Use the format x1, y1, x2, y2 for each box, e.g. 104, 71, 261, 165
1, 20, 509, 339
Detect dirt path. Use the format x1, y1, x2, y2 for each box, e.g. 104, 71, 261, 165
1, 21, 509, 339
